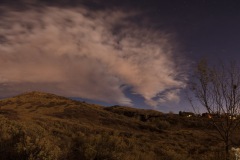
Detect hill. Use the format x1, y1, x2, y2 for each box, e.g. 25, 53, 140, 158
0, 91, 238, 160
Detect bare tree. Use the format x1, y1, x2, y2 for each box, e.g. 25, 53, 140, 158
189, 60, 240, 160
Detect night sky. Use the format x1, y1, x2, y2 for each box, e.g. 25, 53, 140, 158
0, 0, 240, 112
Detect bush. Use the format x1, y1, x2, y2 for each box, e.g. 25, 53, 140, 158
156, 120, 171, 130
69, 133, 130, 160
0, 116, 61, 160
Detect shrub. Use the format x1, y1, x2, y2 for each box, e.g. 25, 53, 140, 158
0, 116, 61, 160
69, 133, 129, 160
156, 120, 171, 130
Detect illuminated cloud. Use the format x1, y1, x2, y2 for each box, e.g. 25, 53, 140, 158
0, 6, 187, 107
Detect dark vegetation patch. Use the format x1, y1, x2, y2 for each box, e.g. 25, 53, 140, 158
0, 109, 19, 120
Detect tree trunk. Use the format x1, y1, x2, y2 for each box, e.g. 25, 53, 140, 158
225, 141, 230, 160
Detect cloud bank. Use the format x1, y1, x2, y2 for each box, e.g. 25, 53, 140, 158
0, 6, 187, 107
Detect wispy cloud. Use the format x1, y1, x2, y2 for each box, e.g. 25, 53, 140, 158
0, 6, 187, 107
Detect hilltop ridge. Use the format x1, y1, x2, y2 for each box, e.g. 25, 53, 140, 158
14, 91, 67, 99
10, 91, 73, 103
0, 91, 159, 132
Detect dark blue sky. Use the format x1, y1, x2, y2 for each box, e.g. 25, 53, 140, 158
82, 0, 240, 111
93, 0, 240, 61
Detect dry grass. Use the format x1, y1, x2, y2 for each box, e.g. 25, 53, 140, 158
0, 91, 239, 160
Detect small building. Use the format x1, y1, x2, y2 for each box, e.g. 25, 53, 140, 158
179, 111, 195, 117
202, 113, 221, 119
202, 113, 212, 118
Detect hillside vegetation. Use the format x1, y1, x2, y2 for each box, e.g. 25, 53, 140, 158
0, 91, 239, 160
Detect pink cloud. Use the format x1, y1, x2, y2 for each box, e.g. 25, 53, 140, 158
0, 7, 187, 107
